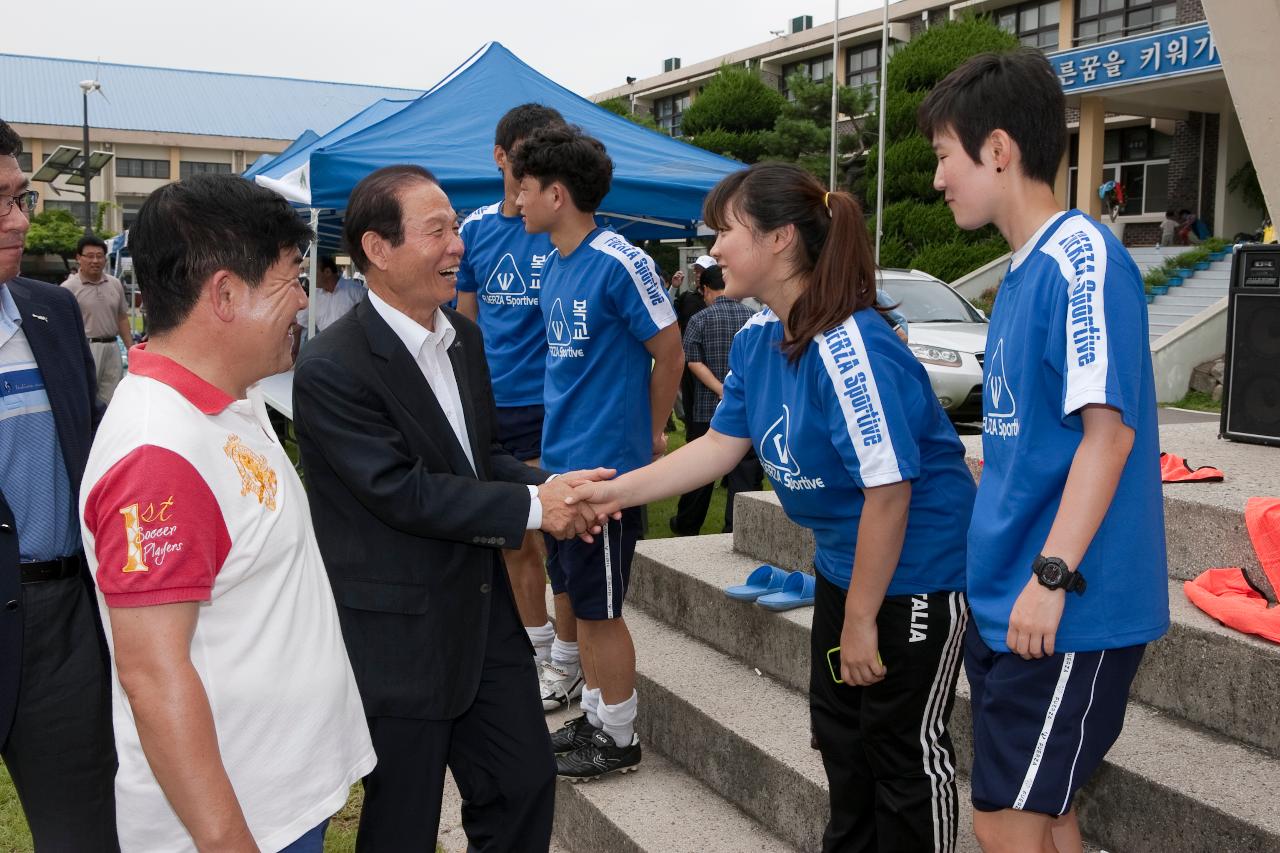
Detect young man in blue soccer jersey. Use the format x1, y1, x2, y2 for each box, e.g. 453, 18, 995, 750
456, 104, 586, 708
511, 124, 684, 780
919, 50, 1169, 853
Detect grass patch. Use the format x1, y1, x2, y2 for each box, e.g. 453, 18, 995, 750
1164, 389, 1221, 413
0, 762, 32, 852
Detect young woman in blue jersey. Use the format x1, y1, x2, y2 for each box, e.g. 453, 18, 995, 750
568, 161, 976, 852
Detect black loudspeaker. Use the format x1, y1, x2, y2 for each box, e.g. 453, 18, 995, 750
1221, 244, 1280, 446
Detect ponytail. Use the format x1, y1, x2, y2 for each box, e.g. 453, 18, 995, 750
703, 162, 878, 364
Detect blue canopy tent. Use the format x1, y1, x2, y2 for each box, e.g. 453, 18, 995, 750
306, 42, 742, 239
242, 129, 319, 180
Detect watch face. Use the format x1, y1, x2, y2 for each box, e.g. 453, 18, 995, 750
1040, 562, 1064, 586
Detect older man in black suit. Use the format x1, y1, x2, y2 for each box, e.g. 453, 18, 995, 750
293, 164, 609, 852
0, 118, 117, 849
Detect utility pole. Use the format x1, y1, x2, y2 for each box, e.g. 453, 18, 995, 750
79, 79, 96, 236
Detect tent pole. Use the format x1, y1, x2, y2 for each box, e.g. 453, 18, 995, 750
307, 208, 319, 341
830, 0, 840, 189
874, 0, 889, 265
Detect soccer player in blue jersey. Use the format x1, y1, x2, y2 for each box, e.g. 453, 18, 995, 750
511, 125, 684, 780
919, 50, 1169, 853
456, 104, 586, 708
566, 161, 975, 851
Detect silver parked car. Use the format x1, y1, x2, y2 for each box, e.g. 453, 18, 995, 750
878, 269, 988, 421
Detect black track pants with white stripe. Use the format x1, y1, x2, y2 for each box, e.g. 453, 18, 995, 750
809, 572, 969, 853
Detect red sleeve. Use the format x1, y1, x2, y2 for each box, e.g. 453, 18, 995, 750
84, 445, 231, 608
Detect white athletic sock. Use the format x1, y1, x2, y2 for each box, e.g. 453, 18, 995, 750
550, 638, 579, 671
581, 687, 602, 729
527, 622, 555, 665
598, 690, 638, 747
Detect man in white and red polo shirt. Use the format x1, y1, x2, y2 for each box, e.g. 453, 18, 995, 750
79, 174, 373, 853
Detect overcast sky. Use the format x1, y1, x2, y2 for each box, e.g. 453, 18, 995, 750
11, 0, 889, 97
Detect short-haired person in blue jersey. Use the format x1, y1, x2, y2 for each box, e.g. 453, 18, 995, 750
456, 104, 583, 705
567, 162, 976, 851
919, 50, 1169, 853
510, 125, 684, 781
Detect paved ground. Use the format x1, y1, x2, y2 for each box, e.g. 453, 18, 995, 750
955, 406, 1219, 435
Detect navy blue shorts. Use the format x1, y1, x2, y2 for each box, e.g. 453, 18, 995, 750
495, 404, 544, 462
544, 507, 641, 621
964, 620, 1145, 816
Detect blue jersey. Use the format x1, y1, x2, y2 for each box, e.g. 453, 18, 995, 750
455, 202, 554, 407
540, 228, 676, 475
968, 210, 1169, 653
711, 307, 972, 594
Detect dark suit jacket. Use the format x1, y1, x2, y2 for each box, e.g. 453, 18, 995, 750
293, 297, 546, 721
0, 277, 101, 744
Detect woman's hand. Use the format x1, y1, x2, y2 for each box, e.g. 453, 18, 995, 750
839, 615, 886, 687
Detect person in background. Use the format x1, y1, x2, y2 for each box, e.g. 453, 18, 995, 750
1160, 207, 1180, 247
513, 124, 683, 782
62, 234, 132, 406
668, 264, 761, 536
456, 103, 572, 696
0, 115, 118, 853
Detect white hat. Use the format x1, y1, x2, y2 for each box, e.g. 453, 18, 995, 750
693, 255, 717, 269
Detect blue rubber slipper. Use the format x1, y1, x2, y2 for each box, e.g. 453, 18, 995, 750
756, 571, 816, 611
724, 564, 789, 601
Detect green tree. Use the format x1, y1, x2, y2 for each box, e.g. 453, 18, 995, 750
863, 17, 1018, 280
597, 96, 659, 131
681, 64, 785, 163
23, 205, 115, 273
764, 72, 877, 187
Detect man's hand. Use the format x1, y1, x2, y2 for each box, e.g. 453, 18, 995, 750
671, 270, 685, 289
839, 615, 886, 687
652, 431, 668, 462
538, 478, 600, 541
1006, 576, 1066, 659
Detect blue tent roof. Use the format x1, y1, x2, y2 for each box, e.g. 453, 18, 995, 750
242, 130, 319, 180
309, 43, 742, 238
253, 99, 415, 183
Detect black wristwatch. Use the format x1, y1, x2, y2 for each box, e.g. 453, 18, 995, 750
1032, 555, 1086, 595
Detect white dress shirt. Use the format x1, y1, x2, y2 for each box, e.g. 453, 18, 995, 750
367, 291, 542, 529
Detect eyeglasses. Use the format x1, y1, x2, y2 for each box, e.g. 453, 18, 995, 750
2, 190, 39, 217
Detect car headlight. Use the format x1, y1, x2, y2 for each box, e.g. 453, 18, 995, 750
909, 344, 962, 367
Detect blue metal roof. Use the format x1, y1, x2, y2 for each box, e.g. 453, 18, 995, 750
0, 53, 422, 140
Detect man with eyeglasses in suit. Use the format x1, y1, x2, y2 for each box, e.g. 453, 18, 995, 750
0, 116, 118, 851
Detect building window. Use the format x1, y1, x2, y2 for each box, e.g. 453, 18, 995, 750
781, 55, 834, 99
1067, 126, 1174, 215
1075, 0, 1177, 46
43, 200, 90, 225
845, 44, 880, 96
179, 161, 234, 179
17, 152, 33, 173
997, 1, 1060, 51
116, 158, 171, 179
654, 92, 691, 137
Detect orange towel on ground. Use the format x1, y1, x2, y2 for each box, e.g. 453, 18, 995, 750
1184, 497, 1280, 644
1161, 452, 1224, 483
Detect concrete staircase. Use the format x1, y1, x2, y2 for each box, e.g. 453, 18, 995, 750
1127, 248, 1232, 345
551, 446, 1280, 852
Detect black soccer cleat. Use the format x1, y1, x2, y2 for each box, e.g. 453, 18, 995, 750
550, 713, 600, 754
556, 729, 641, 782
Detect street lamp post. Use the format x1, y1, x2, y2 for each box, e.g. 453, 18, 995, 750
79, 79, 97, 236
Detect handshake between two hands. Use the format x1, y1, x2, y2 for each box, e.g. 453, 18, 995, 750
536, 468, 627, 543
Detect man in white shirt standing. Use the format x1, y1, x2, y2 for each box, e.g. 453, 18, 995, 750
295, 254, 366, 341
62, 235, 132, 405
79, 173, 375, 852
292, 164, 613, 851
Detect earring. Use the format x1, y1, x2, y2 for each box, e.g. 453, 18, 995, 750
996, 167, 1004, 173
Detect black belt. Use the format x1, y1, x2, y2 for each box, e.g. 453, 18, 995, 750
88, 336, 117, 343
20, 554, 84, 584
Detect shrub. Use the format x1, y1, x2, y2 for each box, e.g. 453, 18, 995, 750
681, 65, 784, 136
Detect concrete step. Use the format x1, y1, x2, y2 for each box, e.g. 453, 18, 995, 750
1170, 284, 1229, 296
634, 533, 1280, 758
1154, 296, 1224, 308
621, 602, 985, 852
1148, 310, 1199, 325
552, 742, 797, 853
630, 536, 1280, 852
